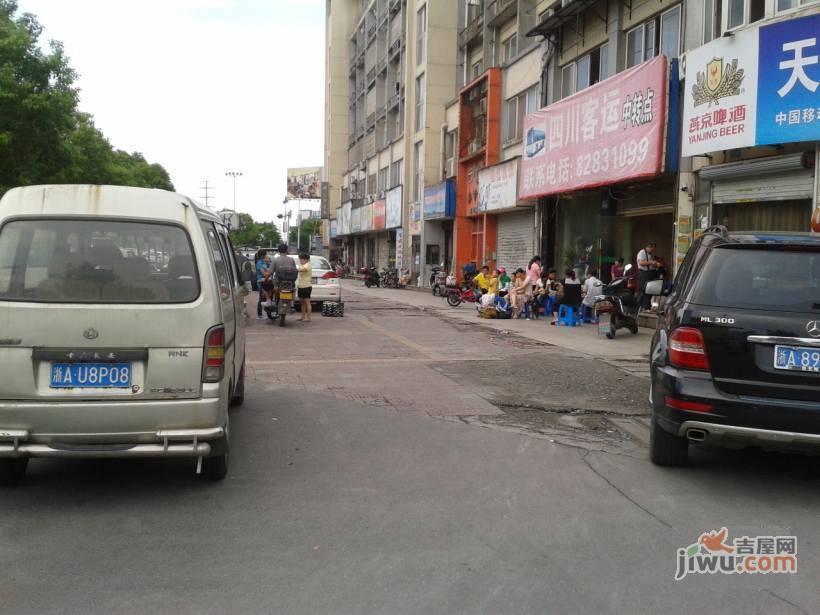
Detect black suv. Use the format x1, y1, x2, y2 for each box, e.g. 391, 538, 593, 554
647, 226, 820, 466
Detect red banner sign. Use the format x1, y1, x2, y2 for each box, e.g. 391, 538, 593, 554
373, 199, 386, 230
519, 56, 667, 199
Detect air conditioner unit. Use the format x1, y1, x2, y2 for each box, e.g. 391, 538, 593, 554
542, 8, 555, 21
359, 161, 367, 171
379, 190, 386, 199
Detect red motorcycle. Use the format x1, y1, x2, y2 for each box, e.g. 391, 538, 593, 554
446, 283, 479, 307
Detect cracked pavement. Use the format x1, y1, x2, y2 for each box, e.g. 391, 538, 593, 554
1, 286, 817, 614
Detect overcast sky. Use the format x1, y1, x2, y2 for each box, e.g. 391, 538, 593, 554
18, 0, 325, 223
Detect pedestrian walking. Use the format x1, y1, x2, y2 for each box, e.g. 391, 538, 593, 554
255, 249, 270, 319
297, 252, 313, 322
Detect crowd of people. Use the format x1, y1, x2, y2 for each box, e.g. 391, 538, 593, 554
252, 244, 314, 322
466, 256, 604, 324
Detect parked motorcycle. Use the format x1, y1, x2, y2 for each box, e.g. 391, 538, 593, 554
264, 280, 295, 327
431, 265, 448, 296
446, 283, 479, 307
382, 266, 400, 289
359, 266, 380, 288
594, 264, 639, 339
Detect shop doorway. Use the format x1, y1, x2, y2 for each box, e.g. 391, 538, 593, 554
715, 200, 812, 232
616, 212, 674, 272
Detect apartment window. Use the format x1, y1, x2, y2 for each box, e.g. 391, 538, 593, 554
728, 0, 765, 29
464, 0, 483, 27
378, 167, 389, 192
503, 84, 540, 143
416, 5, 426, 66
367, 173, 377, 196
561, 45, 608, 99
502, 33, 518, 64
538, 8, 551, 23
561, 63, 575, 98
660, 6, 681, 60
576, 54, 590, 92
413, 142, 423, 203
626, 6, 680, 68
472, 61, 482, 79
390, 159, 404, 188
777, 0, 817, 10
703, 0, 722, 43
415, 73, 425, 132
445, 131, 456, 172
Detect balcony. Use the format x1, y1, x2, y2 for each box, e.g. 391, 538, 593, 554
486, 0, 516, 27
366, 67, 376, 86
366, 112, 376, 128
388, 36, 403, 61
387, 86, 402, 111
388, 0, 401, 15
377, 57, 388, 75
458, 9, 484, 48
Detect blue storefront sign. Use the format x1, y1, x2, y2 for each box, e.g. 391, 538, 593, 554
757, 12, 820, 146
423, 180, 455, 220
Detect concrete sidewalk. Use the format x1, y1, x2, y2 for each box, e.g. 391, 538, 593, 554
342, 280, 652, 363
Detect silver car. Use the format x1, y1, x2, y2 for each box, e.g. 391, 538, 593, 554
289, 254, 341, 306
0, 185, 246, 483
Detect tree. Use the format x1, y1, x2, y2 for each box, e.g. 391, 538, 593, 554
229, 212, 282, 248
289, 219, 322, 251
0, 1, 78, 193
0, 1, 174, 195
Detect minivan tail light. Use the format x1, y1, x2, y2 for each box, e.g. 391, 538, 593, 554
669, 327, 710, 371
203, 325, 225, 382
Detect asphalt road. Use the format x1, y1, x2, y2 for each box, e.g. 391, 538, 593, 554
1, 289, 817, 615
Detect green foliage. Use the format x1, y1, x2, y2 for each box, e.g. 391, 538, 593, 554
289, 218, 321, 250
0, 1, 173, 196
229, 212, 282, 248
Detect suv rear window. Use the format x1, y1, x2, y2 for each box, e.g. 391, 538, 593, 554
0, 219, 199, 303
690, 246, 820, 312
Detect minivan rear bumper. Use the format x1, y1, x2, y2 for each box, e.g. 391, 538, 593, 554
0, 397, 225, 458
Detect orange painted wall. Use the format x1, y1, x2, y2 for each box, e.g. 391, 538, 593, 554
454, 68, 502, 279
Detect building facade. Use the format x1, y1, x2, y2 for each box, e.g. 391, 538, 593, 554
324, 0, 820, 284
323, 0, 459, 282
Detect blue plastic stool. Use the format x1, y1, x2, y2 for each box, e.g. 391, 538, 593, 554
581, 305, 598, 323
557, 305, 581, 327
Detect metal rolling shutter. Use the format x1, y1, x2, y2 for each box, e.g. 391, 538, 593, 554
495, 210, 535, 272
712, 169, 814, 204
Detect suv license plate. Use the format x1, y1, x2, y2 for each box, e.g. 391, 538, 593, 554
773, 346, 820, 373
50, 363, 132, 388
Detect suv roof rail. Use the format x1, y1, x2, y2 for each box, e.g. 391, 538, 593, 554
702, 225, 729, 238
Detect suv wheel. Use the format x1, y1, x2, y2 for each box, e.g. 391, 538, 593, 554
649, 415, 688, 466
0, 458, 28, 485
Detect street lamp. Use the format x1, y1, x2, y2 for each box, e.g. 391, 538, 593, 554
225, 170, 243, 213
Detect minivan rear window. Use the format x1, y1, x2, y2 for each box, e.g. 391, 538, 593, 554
0, 219, 199, 303
690, 247, 820, 312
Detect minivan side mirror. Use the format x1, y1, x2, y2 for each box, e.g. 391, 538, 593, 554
644, 279, 664, 296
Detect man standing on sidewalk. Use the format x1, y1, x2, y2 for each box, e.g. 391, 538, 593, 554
636, 242, 658, 311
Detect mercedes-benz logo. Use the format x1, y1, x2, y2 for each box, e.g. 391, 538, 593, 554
83, 328, 100, 340
807, 321, 820, 338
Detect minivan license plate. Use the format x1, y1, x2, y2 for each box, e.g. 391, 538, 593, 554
773, 346, 820, 373
50, 363, 132, 388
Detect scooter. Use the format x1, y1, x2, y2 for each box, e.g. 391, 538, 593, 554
431, 265, 448, 296
446, 283, 479, 307
265, 280, 295, 327
359, 266, 380, 288
594, 264, 639, 339
382, 266, 400, 288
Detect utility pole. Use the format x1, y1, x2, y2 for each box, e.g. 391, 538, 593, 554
225, 170, 243, 213
199, 179, 215, 208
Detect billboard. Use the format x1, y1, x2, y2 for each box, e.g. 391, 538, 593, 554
351, 206, 362, 234
478, 158, 519, 212
330, 219, 338, 239
520, 56, 667, 199
682, 12, 820, 156
373, 199, 386, 230
339, 202, 352, 236
386, 185, 402, 229
409, 202, 422, 235
287, 166, 321, 199
424, 180, 455, 220
360, 203, 373, 232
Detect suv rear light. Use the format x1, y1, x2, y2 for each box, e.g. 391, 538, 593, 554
665, 396, 712, 413
669, 327, 711, 371
202, 325, 225, 382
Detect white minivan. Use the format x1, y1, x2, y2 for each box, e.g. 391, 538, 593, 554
0, 185, 246, 483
